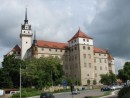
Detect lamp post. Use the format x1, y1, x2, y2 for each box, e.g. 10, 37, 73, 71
20, 64, 21, 98
51, 71, 54, 91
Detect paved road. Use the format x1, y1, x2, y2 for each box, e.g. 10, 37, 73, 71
29, 89, 105, 98
100, 90, 119, 98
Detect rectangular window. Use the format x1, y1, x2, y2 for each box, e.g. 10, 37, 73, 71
100, 66, 102, 70
94, 58, 96, 63
75, 46, 77, 50
100, 59, 102, 63
104, 59, 107, 63
83, 54, 86, 58
95, 66, 97, 70
89, 63, 91, 68
83, 46, 86, 49
41, 48, 44, 51
105, 66, 107, 70
55, 49, 57, 52
84, 62, 87, 67
75, 54, 77, 60
88, 47, 90, 50
49, 48, 51, 51
88, 54, 91, 59
83, 39, 85, 41
95, 73, 97, 77
60, 50, 62, 52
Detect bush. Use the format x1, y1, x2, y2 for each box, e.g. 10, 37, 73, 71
118, 86, 130, 98
11, 88, 41, 98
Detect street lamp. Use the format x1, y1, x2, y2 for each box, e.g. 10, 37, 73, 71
51, 71, 54, 91
20, 64, 21, 98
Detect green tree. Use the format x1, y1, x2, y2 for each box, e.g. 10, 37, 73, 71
23, 56, 64, 89
1, 55, 25, 88
93, 80, 97, 85
117, 62, 130, 82
87, 79, 90, 85
100, 72, 116, 85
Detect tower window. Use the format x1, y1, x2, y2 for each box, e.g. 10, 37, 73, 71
88, 47, 90, 50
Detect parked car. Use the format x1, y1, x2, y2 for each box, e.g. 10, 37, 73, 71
101, 86, 111, 91
10, 91, 20, 95
72, 88, 80, 95
40, 92, 55, 98
82, 86, 86, 90
110, 85, 123, 90
0, 89, 5, 96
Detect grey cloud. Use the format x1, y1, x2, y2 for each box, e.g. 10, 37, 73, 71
87, 0, 130, 59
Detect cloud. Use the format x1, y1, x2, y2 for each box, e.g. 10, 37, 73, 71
0, 0, 129, 73
87, 0, 130, 59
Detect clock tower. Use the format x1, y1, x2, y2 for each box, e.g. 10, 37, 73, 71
20, 8, 33, 59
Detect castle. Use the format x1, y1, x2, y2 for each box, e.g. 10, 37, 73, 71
5, 9, 115, 85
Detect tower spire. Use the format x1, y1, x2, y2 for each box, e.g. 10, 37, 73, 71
24, 8, 28, 24
33, 31, 37, 46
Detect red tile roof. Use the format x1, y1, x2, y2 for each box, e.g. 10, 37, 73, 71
108, 54, 114, 60
12, 44, 21, 52
68, 29, 93, 42
94, 47, 107, 54
37, 40, 68, 49
4, 44, 21, 56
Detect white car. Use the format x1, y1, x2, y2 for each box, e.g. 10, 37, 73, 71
110, 85, 123, 90
0, 89, 5, 96
72, 88, 80, 94
10, 91, 20, 95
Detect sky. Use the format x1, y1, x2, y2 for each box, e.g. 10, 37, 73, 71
0, 0, 130, 73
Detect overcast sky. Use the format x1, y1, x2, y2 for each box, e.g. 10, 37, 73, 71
0, 0, 130, 73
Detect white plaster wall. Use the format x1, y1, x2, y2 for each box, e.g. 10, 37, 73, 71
69, 38, 93, 47
21, 36, 32, 59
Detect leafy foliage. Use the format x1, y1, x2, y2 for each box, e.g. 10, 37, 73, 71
87, 79, 90, 85
118, 86, 130, 98
0, 55, 24, 88
100, 72, 116, 85
93, 80, 97, 85
117, 62, 130, 82
22, 56, 64, 89
0, 55, 64, 89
